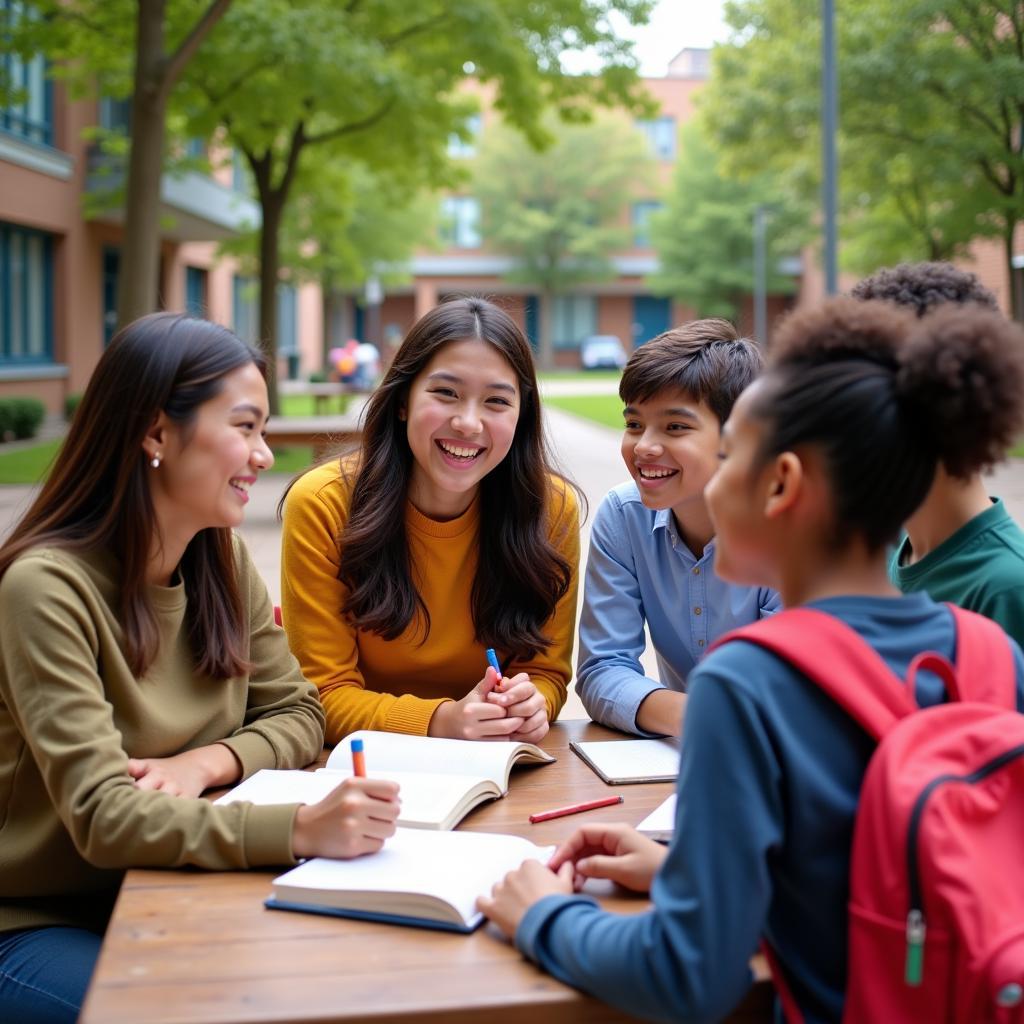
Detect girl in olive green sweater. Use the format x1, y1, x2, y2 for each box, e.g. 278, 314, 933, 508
0, 314, 400, 1024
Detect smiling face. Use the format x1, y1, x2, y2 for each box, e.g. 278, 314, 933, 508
146, 362, 273, 539
704, 383, 777, 588
620, 387, 722, 546
402, 337, 521, 520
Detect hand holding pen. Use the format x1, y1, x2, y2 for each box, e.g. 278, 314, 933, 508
485, 648, 549, 745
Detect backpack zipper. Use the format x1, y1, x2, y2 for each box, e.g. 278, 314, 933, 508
904, 741, 1024, 986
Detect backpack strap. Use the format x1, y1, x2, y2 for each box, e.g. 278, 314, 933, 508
709, 608, 917, 742
945, 604, 1018, 710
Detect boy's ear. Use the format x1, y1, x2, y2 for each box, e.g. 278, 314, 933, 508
763, 451, 803, 519
141, 412, 171, 463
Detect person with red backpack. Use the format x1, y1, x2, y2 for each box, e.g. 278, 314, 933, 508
478, 296, 1024, 1023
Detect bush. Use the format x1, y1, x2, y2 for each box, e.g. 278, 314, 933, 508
0, 398, 47, 441
64, 393, 83, 421
308, 369, 328, 383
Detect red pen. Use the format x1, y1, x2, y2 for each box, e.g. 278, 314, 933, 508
528, 795, 623, 824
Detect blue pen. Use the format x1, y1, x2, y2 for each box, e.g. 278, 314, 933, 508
485, 647, 502, 690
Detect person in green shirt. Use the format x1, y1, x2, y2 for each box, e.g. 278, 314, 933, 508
852, 262, 1024, 646
0, 313, 401, 1024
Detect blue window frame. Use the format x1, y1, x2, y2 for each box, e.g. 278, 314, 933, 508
636, 117, 676, 160
1, 1, 53, 146
185, 266, 207, 318
632, 201, 662, 247
232, 274, 258, 343
0, 221, 54, 364
277, 283, 297, 353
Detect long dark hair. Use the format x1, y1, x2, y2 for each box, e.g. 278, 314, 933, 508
0, 312, 266, 679
324, 297, 576, 659
750, 297, 1024, 552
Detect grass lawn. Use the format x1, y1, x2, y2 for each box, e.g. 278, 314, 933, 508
544, 393, 624, 430
0, 439, 62, 485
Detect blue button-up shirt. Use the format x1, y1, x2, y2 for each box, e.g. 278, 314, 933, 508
576, 481, 780, 735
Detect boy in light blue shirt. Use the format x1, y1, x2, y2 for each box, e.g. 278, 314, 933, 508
577, 320, 779, 736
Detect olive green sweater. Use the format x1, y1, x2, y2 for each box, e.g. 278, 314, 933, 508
0, 537, 325, 934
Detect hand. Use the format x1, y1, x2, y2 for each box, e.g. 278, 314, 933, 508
128, 743, 240, 798
428, 668, 524, 740
548, 823, 667, 894
488, 672, 549, 744
292, 776, 400, 859
477, 858, 574, 939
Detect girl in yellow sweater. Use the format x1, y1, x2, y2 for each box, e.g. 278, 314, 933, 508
281, 297, 580, 745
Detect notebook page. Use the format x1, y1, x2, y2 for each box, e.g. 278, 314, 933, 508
572, 738, 680, 783
272, 828, 555, 926
216, 768, 488, 829
325, 730, 553, 789
636, 793, 677, 840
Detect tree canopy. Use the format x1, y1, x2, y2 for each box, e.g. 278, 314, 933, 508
474, 112, 653, 365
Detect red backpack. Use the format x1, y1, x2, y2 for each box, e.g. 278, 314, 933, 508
711, 605, 1024, 1023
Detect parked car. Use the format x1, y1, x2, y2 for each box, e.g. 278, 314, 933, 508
580, 335, 628, 370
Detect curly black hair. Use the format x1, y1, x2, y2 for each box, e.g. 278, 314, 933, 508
750, 298, 1024, 551
850, 261, 999, 318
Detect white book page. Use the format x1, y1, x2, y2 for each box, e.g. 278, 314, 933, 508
573, 738, 680, 782
636, 794, 677, 840
272, 828, 555, 927
325, 730, 553, 790
216, 768, 491, 829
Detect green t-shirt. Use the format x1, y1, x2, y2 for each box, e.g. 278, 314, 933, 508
889, 498, 1024, 649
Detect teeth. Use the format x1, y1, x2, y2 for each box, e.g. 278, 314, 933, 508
230, 479, 251, 492
439, 442, 482, 459
638, 467, 677, 479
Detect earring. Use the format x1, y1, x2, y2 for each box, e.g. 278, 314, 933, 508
150, 454, 161, 469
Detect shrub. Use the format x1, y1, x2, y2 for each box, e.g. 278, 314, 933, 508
308, 370, 328, 383
7, 398, 46, 440
64, 392, 83, 421
0, 401, 12, 441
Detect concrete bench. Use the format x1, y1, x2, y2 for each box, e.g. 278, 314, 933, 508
263, 416, 361, 459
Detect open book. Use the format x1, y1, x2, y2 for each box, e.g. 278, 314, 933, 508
569, 737, 680, 785
636, 793, 677, 842
216, 729, 554, 830
267, 827, 555, 933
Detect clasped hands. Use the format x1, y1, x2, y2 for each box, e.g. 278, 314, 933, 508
429, 666, 549, 744
478, 822, 668, 939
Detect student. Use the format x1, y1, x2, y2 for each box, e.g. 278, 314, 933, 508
477, 297, 1024, 1023
0, 314, 400, 1024
852, 261, 1024, 646
281, 297, 579, 746
576, 320, 779, 736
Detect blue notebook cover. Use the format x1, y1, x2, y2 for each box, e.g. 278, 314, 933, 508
264, 897, 483, 934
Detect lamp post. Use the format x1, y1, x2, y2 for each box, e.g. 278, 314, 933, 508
754, 204, 769, 346
822, 0, 838, 294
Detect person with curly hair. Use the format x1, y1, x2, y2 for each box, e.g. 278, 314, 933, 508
852, 262, 1024, 646
478, 297, 1024, 1023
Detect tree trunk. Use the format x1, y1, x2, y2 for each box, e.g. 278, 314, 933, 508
116, 0, 168, 328
1006, 223, 1022, 324
258, 195, 284, 415
538, 289, 555, 371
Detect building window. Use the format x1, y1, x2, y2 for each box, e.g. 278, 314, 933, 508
552, 294, 597, 350
232, 274, 258, 343
102, 247, 120, 345
636, 116, 676, 160
632, 201, 662, 247
185, 266, 208, 318
277, 282, 297, 353
232, 150, 251, 195
447, 113, 482, 158
98, 96, 131, 135
0, 2, 52, 146
440, 196, 481, 248
0, 222, 53, 364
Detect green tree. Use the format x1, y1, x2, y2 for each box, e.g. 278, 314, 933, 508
474, 113, 652, 367
647, 124, 808, 320
3, 0, 234, 326
701, 0, 1024, 317
186, 0, 654, 409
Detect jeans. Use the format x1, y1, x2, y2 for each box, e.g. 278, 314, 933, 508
0, 925, 102, 1023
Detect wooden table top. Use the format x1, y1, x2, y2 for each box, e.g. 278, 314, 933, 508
80, 720, 771, 1024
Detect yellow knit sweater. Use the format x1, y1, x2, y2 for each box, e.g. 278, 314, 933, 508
281, 459, 580, 744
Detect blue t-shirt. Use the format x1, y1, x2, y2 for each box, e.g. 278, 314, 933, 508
577, 482, 779, 735
519, 593, 1024, 1023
